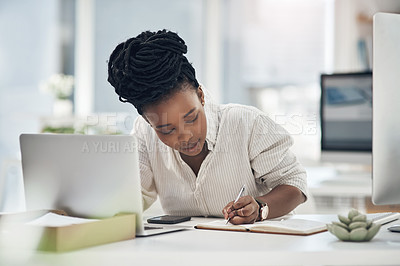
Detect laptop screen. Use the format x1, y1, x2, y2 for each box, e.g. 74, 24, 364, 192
20, 134, 142, 220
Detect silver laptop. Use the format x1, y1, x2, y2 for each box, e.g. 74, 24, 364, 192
19, 133, 183, 236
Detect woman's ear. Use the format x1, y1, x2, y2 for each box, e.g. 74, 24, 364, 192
197, 86, 205, 106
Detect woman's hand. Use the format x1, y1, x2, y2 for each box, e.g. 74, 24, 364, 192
222, 195, 259, 224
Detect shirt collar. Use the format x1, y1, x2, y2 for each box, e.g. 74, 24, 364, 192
204, 97, 220, 152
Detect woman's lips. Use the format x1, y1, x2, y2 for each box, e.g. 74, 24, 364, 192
181, 139, 200, 152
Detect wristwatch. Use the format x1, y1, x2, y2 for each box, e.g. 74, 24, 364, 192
255, 198, 269, 221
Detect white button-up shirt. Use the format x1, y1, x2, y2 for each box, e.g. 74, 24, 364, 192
132, 99, 307, 217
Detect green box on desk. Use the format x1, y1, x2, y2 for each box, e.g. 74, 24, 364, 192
0, 210, 136, 252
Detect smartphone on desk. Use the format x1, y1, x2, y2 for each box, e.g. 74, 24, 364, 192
147, 215, 191, 224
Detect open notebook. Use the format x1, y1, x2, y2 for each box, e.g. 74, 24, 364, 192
195, 219, 327, 236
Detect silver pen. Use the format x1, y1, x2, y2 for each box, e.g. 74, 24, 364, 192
226, 184, 246, 224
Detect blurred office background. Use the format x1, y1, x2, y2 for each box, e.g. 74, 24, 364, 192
1, 0, 400, 213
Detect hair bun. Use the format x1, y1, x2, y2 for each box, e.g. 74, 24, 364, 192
107, 29, 199, 114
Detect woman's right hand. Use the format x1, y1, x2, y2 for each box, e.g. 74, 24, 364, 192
222, 195, 259, 224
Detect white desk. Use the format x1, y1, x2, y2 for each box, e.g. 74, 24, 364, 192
1, 214, 400, 266
306, 166, 372, 198
305, 166, 373, 213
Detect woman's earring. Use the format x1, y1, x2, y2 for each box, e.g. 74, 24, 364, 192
201, 101, 205, 106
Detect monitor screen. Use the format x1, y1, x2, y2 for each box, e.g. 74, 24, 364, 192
320, 72, 372, 156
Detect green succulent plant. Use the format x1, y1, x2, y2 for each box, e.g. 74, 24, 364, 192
327, 209, 381, 242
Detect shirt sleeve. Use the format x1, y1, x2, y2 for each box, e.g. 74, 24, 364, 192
132, 117, 158, 210
248, 114, 308, 200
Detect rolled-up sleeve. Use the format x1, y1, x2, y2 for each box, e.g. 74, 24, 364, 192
249, 115, 308, 200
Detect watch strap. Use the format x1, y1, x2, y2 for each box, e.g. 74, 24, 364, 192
254, 198, 268, 221
255, 198, 266, 208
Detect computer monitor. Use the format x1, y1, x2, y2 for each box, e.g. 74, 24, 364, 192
372, 12, 400, 206
320, 72, 372, 165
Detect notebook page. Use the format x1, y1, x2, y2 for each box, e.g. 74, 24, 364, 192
26, 213, 98, 227
195, 220, 248, 231
247, 219, 326, 233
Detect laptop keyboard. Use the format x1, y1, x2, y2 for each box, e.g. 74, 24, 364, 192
366, 212, 400, 225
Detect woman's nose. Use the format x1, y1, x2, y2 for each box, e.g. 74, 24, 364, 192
177, 128, 193, 142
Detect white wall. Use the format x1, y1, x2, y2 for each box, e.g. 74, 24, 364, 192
0, 0, 61, 210
222, 0, 329, 105
91, 0, 205, 114
334, 0, 400, 72
0, 1, 60, 163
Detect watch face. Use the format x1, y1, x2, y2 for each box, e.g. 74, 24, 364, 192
261, 205, 269, 220
255, 198, 269, 220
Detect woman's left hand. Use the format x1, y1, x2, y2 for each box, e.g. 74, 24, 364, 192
222, 195, 259, 224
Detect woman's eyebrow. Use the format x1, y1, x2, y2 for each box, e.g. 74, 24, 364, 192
183, 108, 196, 118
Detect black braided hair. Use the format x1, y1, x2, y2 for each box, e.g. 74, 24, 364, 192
107, 30, 199, 115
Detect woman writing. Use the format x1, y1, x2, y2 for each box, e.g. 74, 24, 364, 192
107, 30, 307, 224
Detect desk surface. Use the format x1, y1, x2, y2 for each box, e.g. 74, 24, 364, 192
306, 166, 372, 197
1, 214, 399, 266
